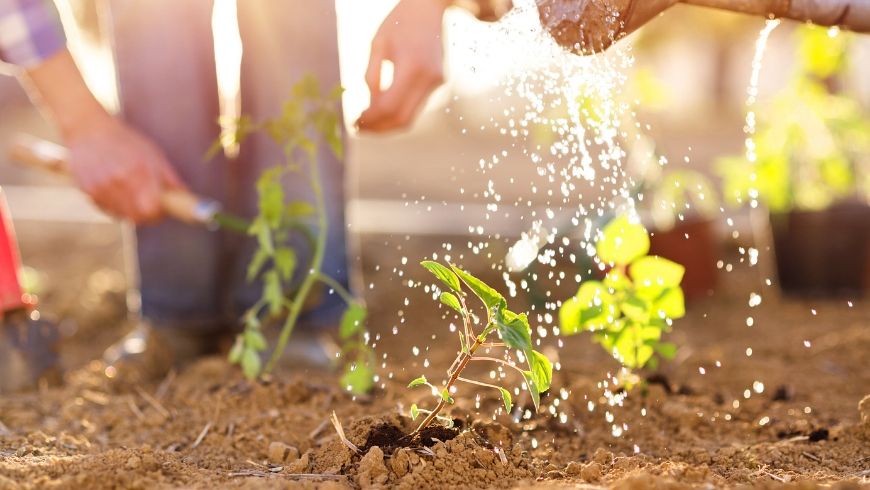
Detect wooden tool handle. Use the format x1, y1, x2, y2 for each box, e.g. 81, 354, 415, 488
7, 135, 214, 226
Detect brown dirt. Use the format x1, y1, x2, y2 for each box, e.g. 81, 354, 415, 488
1, 235, 869, 489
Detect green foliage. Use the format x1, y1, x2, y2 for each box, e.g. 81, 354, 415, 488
226, 75, 373, 395
559, 215, 683, 373
408, 262, 554, 434
716, 26, 870, 213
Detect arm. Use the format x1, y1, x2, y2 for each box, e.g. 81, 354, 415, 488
1, 0, 184, 223
538, 0, 870, 55
21, 50, 184, 222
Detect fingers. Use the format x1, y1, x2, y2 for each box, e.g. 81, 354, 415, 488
357, 63, 443, 132
365, 38, 387, 101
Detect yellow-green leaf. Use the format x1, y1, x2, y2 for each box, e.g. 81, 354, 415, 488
596, 215, 650, 266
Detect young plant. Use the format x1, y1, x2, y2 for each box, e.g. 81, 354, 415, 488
559, 215, 684, 374
225, 75, 374, 394
407, 261, 554, 436
716, 25, 870, 213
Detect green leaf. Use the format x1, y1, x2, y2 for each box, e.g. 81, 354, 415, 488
498, 387, 513, 413
249, 218, 274, 254
407, 376, 428, 389
522, 371, 542, 412
449, 264, 504, 311
631, 256, 685, 289
560, 281, 614, 334
241, 348, 262, 380
274, 247, 297, 281
620, 294, 649, 323
340, 304, 367, 339
596, 215, 650, 266
420, 261, 461, 291
613, 326, 654, 369
341, 363, 374, 395
495, 308, 532, 351
244, 329, 268, 351
440, 389, 454, 404
439, 292, 463, 314
526, 349, 553, 393
247, 248, 270, 282
655, 342, 678, 360
228, 336, 244, 364
653, 287, 686, 319
256, 169, 285, 229
293, 73, 322, 99
410, 404, 420, 420
264, 270, 285, 316
286, 201, 315, 218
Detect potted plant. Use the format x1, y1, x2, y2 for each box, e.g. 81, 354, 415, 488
716, 25, 870, 295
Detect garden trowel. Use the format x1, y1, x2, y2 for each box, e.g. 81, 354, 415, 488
0, 187, 60, 392
8, 135, 249, 233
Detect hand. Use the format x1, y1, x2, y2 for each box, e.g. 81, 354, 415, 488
23, 50, 185, 224
357, 0, 450, 133
65, 114, 184, 224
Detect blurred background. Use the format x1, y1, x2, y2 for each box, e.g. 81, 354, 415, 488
1, 1, 869, 356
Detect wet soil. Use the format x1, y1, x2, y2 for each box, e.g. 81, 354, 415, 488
1, 234, 869, 489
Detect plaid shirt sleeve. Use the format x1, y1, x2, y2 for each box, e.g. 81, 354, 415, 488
0, 0, 65, 68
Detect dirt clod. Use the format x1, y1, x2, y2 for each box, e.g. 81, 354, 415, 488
357, 446, 389, 488
580, 461, 603, 482
592, 447, 613, 465
267, 441, 299, 464
471, 420, 513, 448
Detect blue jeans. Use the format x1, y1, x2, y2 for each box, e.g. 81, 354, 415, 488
109, 0, 348, 332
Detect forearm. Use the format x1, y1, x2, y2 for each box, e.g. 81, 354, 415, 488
683, 0, 870, 33
20, 49, 112, 139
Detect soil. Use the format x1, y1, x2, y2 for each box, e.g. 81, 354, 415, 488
1, 234, 869, 489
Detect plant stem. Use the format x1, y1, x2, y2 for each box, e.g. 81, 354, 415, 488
470, 356, 527, 377
411, 333, 485, 436
265, 148, 328, 374
315, 272, 355, 306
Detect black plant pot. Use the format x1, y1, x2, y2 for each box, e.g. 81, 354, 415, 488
769, 202, 870, 296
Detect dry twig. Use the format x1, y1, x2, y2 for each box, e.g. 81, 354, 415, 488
329, 411, 360, 453
190, 422, 212, 449
135, 387, 171, 419
126, 396, 145, 421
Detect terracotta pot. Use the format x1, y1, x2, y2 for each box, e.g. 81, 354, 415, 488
769, 202, 870, 296
648, 218, 719, 301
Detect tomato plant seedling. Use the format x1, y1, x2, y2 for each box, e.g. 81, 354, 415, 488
407, 261, 553, 436
559, 214, 684, 375
226, 75, 374, 394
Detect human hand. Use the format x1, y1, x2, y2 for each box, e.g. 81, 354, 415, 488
65, 114, 184, 224
357, 0, 450, 133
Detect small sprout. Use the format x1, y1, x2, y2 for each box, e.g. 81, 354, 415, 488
408, 376, 428, 389
408, 261, 553, 436
560, 214, 685, 379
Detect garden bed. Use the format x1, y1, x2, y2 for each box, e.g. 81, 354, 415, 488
0, 235, 868, 489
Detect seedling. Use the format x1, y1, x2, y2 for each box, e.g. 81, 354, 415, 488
225, 76, 374, 394
559, 215, 684, 375
407, 261, 553, 436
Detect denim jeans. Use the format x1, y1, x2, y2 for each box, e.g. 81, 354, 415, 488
109, 0, 348, 333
